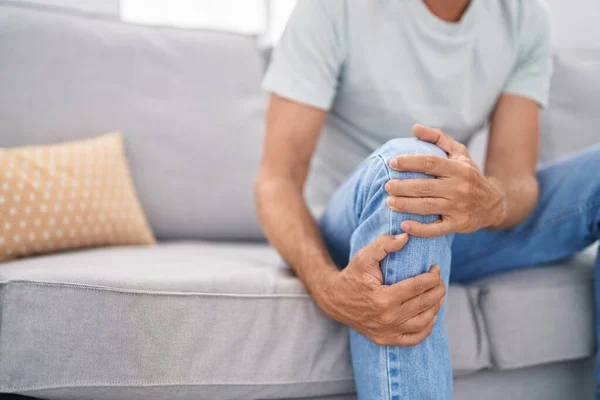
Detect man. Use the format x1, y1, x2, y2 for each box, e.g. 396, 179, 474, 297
254, 0, 600, 398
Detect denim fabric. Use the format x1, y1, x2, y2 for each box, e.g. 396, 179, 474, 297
318, 139, 600, 400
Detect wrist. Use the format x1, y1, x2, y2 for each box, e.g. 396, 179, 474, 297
307, 264, 339, 310
487, 177, 508, 229
303, 262, 338, 296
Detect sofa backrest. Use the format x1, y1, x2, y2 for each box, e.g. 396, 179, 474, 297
0, 3, 267, 240
540, 49, 600, 162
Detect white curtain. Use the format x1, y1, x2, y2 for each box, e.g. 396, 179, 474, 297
120, 0, 266, 34
261, 0, 297, 45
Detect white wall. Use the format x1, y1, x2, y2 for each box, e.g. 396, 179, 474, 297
546, 0, 600, 49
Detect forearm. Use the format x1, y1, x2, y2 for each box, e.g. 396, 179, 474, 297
487, 173, 539, 230
254, 176, 338, 296
484, 94, 541, 231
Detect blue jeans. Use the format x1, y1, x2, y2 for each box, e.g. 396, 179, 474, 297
318, 138, 600, 400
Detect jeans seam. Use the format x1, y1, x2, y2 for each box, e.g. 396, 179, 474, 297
377, 153, 395, 400
462, 199, 600, 264
377, 153, 394, 281
358, 155, 389, 225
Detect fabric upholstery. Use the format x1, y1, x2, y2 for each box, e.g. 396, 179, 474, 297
0, 133, 155, 262
468, 49, 600, 166
0, 243, 354, 399
453, 358, 595, 400
474, 251, 596, 370
0, 3, 267, 241
0, 243, 595, 399
540, 49, 600, 162
445, 285, 491, 376
16, 357, 598, 400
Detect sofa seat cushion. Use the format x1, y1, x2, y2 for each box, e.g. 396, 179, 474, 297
470, 247, 596, 370
0, 242, 596, 399
0, 242, 354, 400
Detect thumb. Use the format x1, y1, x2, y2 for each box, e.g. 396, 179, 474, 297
412, 123, 468, 158
430, 265, 442, 280
354, 233, 409, 271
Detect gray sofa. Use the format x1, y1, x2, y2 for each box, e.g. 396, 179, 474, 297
0, 2, 599, 400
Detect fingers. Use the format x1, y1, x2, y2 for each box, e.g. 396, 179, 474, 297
383, 265, 442, 303
389, 154, 454, 177
412, 123, 469, 158
386, 196, 452, 215
354, 233, 409, 269
385, 179, 447, 198
395, 317, 437, 347
400, 305, 438, 333
363, 265, 446, 347
401, 219, 454, 238
395, 279, 446, 325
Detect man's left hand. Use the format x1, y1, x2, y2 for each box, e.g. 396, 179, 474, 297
385, 124, 507, 238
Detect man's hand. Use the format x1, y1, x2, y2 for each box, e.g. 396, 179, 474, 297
385, 124, 508, 238
316, 233, 446, 347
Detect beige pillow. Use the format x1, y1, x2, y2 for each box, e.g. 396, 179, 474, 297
0, 133, 156, 262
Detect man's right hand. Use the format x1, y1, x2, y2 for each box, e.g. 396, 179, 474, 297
316, 233, 446, 347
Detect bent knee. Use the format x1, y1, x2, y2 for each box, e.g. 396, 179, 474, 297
377, 138, 447, 165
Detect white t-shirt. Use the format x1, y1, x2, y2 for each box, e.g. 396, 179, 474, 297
263, 0, 553, 213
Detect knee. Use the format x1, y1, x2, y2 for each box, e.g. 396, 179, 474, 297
377, 138, 447, 167
356, 138, 448, 219
358, 137, 452, 241
584, 145, 600, 196
375, 138, 448, 183
588, 145, 600, 169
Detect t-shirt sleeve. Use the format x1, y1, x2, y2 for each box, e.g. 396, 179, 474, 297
503, 1, 553, 108
262, 0, 347, 111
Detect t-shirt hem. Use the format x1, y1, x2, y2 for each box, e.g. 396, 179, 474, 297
502, 88, 549, 109
262, 67, 335, 110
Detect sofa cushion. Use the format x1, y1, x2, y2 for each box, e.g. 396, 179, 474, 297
447, 247, 595, 375
0, 242, 354, 400
472, 247, 596, 370
445, 285, 491, 376
469, 49, 600, 166
453, 358, 595, 400
0, 133, 156, 262
0, 3, 267, 241
0, 243, 595, 399
16, 358, 600, 400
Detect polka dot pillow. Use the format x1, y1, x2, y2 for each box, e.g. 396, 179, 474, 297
0, 132, 156, 262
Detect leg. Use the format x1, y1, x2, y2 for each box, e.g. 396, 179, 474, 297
319, 138, 454, 400
449, 145, 600, 394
